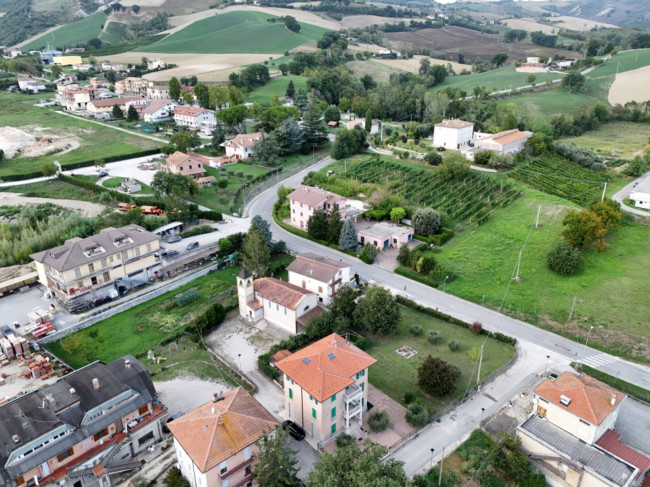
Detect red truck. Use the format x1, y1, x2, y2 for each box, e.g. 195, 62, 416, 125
140, 205, 165, 216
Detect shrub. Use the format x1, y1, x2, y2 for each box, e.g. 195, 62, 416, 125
360, 244, 378, 264
418, 355, 458, 396
448, 339, 462, 352
412, 208, 441, 236
403, 391, 415, 404
368, 410, 390, 432
416, 255, 437, 275
410, 324, 423, 336
424, 151, 442, 166
470, 321, 483, 334
547, 240, 584, 275
336, 433, 355, 448
179, 225, 216, 238
405, 403, 429, 427
427, 330, 442, 344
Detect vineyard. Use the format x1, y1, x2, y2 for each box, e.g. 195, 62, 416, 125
508, 154, 610, 206
307, 159, 520, 225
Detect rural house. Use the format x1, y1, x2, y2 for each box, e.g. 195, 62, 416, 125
275, 333, 377, 446
433, 119, 474, 150
0, 356, 164, 487
87, 97, 145, 115
220, 132, 268, 159
17, 78, 46, 94
287, 253, 351, 306
146, 84, 170, 100
30, 224, 160, 311
517, 372, 649, 487
169, 388, 278, 487
173, 106, 216, 132
164, 151, 216, 188
114, 77, 150, 96
59, 86, 97, 111
142, 99, 178, 123
475, 129, 532, 154
237, 268, 320, 335
629, 178, 650, 210
146, 58, 166, 70
287, 185, 347, 231
357, 221, 414, 251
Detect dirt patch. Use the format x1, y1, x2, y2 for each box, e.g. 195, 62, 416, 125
0, 195, 105, 217
120, 0, 166, 6
0, 125, 82, 160
374, 55, 465, 74
608, 65, 650, 105
395, 345, 419, 359
501, 18, 557, 34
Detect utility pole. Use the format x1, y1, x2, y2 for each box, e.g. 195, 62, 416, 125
513, 249, 522, 281
601, 181, 608, 201
568, 295, 577, 322
438, 445, 445, 486
477, 344, 484, 389
535, 205, 541, 228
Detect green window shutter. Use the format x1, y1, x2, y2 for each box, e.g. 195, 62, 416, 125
316, 399, 319, 405
331, 394, 336, 402
331, 407, 336, 418
356, 373, 359, 379
289, 388, 293, 399
361, 382, 364, 391
312, 408, 316, 419
309, 394, 312, 401
331, 423, 336, 434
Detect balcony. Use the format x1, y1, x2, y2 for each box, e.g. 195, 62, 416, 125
345, 400, 362, 420
219, 456, 255, 480
344, 383, 362, 404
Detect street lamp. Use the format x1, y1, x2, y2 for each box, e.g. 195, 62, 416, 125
545, 355, 550, 378
238, 353, 242, 372
430, 448, 435, 469
480, 407, 485, 424
585, 326, 594, 347
443, 275, 449, 292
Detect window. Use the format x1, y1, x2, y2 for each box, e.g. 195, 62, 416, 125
244, 465, 252, 476
276, 304, 279, 311
356, 373, 359, 380
309, 395, 312, 401
116, 254, 121, 260
331, 407, 336, 418
331, 423, 336, 434
361, 382, 364, 391
289, 388, 293, 399
77, 281, 84, 289
137, 431, 154, 446
302, 281, 306, 288
331, 394, 336, 402
146, 243, 151, 252
101, 258, 107, 268
312, 408, 316, 419
135, 247, 140, 257
103, 271, 110, 282
219, 461, 227, 475
16, 476, 24, 485
57, 448, 74, 462
362, 370, 365, 376
284, 308, 287, 315
88, 263, 95, 273
75, 268, 81, 278
243, 446, 251, 461
139, 405, 149, 415
109, 256, 114, 263
91, 276, 98, 286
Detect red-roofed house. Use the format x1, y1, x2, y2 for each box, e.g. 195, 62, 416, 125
173, 106, 215, 131
475, 129, 532, 155
221, 132, 268, 159
164, 151, 216, 188
169, 387, 278, 487
237, 268, 319, 334
275, 333, 377, 445
287, 252, 351, 305
287, 185, 347, 230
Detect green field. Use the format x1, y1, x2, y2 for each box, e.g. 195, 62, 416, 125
346, 60, 403, 83
435, 185, 650, 361
247, 75, 308, 104
137, 11, 330, 54
587, 49, 650, 77
23, 11, 110, 51
367, 305, 515, 414
0, 94, 162, 178
437, 65, 565, 94
0, 178, 100, 202
559, 122, 650, 160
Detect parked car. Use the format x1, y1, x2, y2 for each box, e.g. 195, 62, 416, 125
97, 170, 109, 178
163, 412, 185, 433
1, 325, 13, 338
160, 250, 179, 258
29, 340, 41, 352
186, 241, 199, 251
282, 420, 305, 440
166, 236, 182, 243
217, 259, 231, 270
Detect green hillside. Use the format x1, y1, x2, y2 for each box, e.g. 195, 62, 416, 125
247, 75, 308, 103
587, 49, 650, 77
437, 65, 565, 94
23, 11, 111, 50
137, 11, 330, 54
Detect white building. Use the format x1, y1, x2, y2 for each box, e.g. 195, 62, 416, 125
221, 132, 267, 159
287, 253, 351, 306
146, 58, 166, 70
629, 178, 650, 210
17, 78, 46, 93
475, 129, 532, 155
173, 106, 216, 130
4, 47, 22, 59
433, 119, 474, 150
237, 268, 320, 335
142, 99, 178, 123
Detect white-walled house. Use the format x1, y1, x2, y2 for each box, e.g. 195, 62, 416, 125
18, 78, 46, 93
287, 253, 351, 306
173, 106, 216, 130
629, 178, 650, 210
142, 99, 177, 123
221, 132, 267, 159
475, 129, 532, 155
433, 119, 474, 150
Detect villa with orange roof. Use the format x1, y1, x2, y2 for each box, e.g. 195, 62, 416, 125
275, 333, 377, 446
237, 268, 320, 334
168, 387, 278, 487
173, 106, 216, 131
517, 371, 649, 487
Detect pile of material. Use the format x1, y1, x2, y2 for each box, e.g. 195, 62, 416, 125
0, 127, 35, 159
25, 355, 54, 380
0, 335, 28, 363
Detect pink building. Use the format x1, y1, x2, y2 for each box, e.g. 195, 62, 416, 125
357, 221, 413, 251
288, 185, 347, 230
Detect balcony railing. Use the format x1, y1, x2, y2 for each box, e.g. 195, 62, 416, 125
220, 456, 255, 480
345, 400, 362, 419
344, 383, 362, 404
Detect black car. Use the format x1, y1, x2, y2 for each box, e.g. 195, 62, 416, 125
1, 325, 13, 338
160, 250, 179, 258
282, 420, 305, 440
163, 412, 185, 433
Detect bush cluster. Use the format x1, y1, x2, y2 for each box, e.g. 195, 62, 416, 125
405, 403, 430, 427
368, 410, 390, 432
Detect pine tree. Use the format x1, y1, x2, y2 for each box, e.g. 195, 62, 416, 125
211, 123, 226, 153
275, 117, 305, 155
364, 110, 372, 133
307, 209, 329, 241
242, 227, 270, 276
294, 89, 308, 112
169, 76, 181, 100
285, 79, 295, 98
126, 104, 139, 122
303, 101, 328, 148
251, 215, 272, 247
254, 426, 299, 487
338, 218, 358, 251
112, 105, 124, 119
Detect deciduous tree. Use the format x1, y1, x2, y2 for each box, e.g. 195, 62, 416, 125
254, 426, 299, 487
412, 207, 440, 236
353, 286, 400, 335
547, 241, 584, 276
307, 209, 329, 241
151, 172, 198, 198
169, 76, 181, 100
250, 215, 272, 247
417, 355, 458, 396
562, 71, 585, 93
562, 210, 607, 251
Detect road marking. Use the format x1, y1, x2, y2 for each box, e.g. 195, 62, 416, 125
582, 353, 618, 368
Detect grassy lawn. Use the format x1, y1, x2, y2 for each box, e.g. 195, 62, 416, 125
435, 184, 650, 361
46, 268, 239, 368
23, 11, 109, 51
559, 122, 650, 160
346, 60, 403, 83
102, 176, 152, 195
587, 48, 650, 77
367, 305, 515, 415
137, 11, 330, 54
247, 75, 308, 104
0, 178, 100, 202
437, 65, 564, 94
0, 93, 162, 178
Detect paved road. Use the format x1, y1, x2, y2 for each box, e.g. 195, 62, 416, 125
612, 170, 650, 217
246, 156, 650, 475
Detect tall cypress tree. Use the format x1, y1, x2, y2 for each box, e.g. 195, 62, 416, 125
302, 101, 328, 148
285, 79, 295, 98
338, 218, 358, 251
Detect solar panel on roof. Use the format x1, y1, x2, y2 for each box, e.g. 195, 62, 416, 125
328, 353, 336, 360
303, 358, 311, 365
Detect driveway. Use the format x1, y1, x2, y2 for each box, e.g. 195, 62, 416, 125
611, 170, 650, 217
66, 154, 163, 186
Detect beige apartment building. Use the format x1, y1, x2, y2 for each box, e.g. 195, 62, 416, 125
30, 225, 160, 311
275, 333, 376, 447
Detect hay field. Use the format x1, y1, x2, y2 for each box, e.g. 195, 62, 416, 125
502, 18, 557, 34
552, 15, 618, 31
374, 55, 465, 74
338, 15, 418, 28
347, 60, 403, 83
608, 65, 650, 105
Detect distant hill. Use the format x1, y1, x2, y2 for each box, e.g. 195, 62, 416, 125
544, 0, 650, 28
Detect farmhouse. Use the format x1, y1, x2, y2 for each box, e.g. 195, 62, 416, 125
346, 119, 379, 134
164, 151, 216, 188
87, 97, 145, 115
287, 185, 348, 230
357, 221, 414, 251
173, 106, 216, 131
146, 58, 166, 70
433, 119, 474, 150
89, 77, 108, 89
115, 77, 150, 96
17, 78, 46, 94
4, 47, 22, 59
517, 372, 649, 487
221, 132, 267, 159
475, 129, 532, 154
0, 355, 164, 487
30, 224, 160, 311
237, 268, 320, 335
169, 388, 277, 487
287, 253, 351, 306
629, 177, 650, 210
59, 86, 97, 111
275, 333, 377, 446
142, 99, 178, 123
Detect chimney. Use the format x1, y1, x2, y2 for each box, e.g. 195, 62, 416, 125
92, 378, 99, 390
12, 435, 20, 444
69, 388, 76, 395
211, 407, 215, 414
125, 359, 131, 369
610, 395, 616, 406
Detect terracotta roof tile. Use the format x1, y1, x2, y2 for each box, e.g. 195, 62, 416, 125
168, 388, 278, 473
535, 372, 625, 425
596, 429, 650, 474
174, 106, 209, 117
287, 253, 348, 283
287, 185, 343, 207
89, 96, 143, 108
222, 132, 268, 149
275, 333, 376, 402
253, 277, 314, 310
480, 129, 531, 146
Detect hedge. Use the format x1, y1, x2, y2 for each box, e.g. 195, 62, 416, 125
395, 295, 517, 345
414, 228, 454, 246
395, 266, 439, 288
